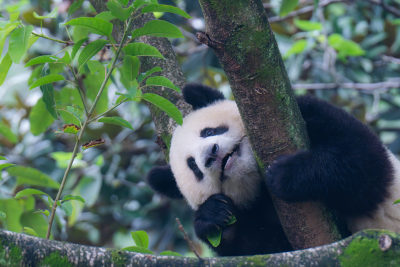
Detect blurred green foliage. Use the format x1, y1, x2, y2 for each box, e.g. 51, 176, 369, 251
0, 0, 399, 257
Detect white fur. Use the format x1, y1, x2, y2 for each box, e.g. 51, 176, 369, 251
170, 99, 400, 235
169, 100, 260, 210
347, 150, 400, 233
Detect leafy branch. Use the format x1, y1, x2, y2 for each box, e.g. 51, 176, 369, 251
46, 16, 134, 239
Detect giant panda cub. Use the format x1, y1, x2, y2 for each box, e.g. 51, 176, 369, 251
147, 84, 400, 256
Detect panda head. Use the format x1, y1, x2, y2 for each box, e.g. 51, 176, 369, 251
147, 84, 261, 210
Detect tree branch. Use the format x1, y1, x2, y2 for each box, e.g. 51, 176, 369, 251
1, 229, 400, 265
267, 0, 347, 23
292, 79, 400, 90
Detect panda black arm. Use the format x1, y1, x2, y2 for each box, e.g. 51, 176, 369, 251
194, 193, 292, 256
267, 95, 393, 216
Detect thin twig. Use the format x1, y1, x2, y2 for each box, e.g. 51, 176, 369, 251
46, 17, 134, 240
175, 218, 202, 260
69, 67, 89, 115
292, 80, 400, 90
32, 32, 119, 48
88, 99, 127, 123
268, 0, 346, 23
382, 55, 400, 65
32, 32, 72, 44
367, 0, 400, 17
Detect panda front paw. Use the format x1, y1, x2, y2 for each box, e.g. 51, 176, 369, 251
194, 194, 236, 241
266, 153, 310, 201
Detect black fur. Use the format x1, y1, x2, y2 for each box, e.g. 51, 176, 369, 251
147, 84, 394, 256
147, 165, 183, 199
183, 84, 225, 110
267, 96, 393, 216
194, 190, 292, 255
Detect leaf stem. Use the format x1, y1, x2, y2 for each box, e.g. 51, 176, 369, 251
32, 32, 72, 45
88, 99, 127, 123
46, 17, 134, 239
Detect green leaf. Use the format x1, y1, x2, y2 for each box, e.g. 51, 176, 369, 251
159, 251, 182, 257
0, 121, 17, 144
328, 34, 365, 59
107, 0, 134, 21
61, 124, 80, 135
123, 246, 153, 254
15, 188, 51, 199
8, 25, 33, 63
25, 55, 59, 67
35, 209, 50, 217
227, 215, 237, 226
142, 93, 182, 125
121, 55, 140, 81
137, 66, 162, 83
0, 53, 12, 86
132, 20, 184, 39
39, 66, 58, 119
29, 98, 55, 135
207, 230, 222, 247
73, 176, 101, 208
23, 227, 39, 237
0, 199, 23, 232
123, 43, 164, 58
61, 201, 73, 216
29, 74, 64, 90
145, 76, 180, 92
0, 22, 19, 57
98, 116, 133, 130
391, 19, 400, 25
78, 39, 108, 71
95, 11, 117, 22
0, 156, 6, 160
0, 211, 6, 220
133, 0, 151, 9
294, 19, 322, 31
284, 39, 307, 58
65, 17, 113, 37
51, 152, 85, 169
21, 211, 48, 238
62, 194, 85, 204
33, 8, 58, 19
131, 230, 149, 248
71, 38, 88, 60
279, 0, 299, 17
7, 166, 60, 189
68, 0, 84, 15
394, 199, 400, 205
142, 4, 191, 19
0, 163, 15, 171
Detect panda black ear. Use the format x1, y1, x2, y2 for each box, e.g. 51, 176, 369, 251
183, 83, 225, 110
147, 165, 183, 199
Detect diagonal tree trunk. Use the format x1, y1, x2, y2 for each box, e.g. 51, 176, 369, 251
196, 0, 342, 249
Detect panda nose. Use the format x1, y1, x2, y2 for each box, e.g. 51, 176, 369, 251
205, 144, 219, 168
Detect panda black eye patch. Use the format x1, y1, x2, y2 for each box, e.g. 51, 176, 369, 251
187, 157, 204, 181
200, 126, 228, 138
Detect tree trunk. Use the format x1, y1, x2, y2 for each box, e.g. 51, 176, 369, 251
1, 229, 399, 266
196, 0, 341, 249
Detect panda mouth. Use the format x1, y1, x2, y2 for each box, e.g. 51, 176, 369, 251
220, 142, 241, 181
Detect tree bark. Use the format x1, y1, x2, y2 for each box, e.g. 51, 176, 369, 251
196, 0, 341, 249
1, 229, 400, 266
